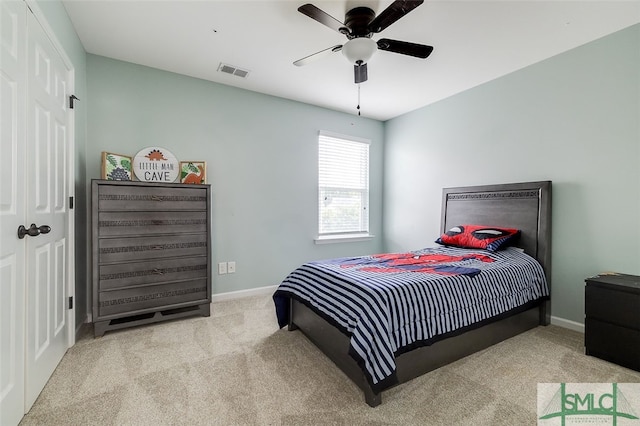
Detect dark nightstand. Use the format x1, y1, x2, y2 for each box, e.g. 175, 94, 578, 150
585, 273, 640, 372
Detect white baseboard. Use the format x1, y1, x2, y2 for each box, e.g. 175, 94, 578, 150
551, 316, 584, 333
212, 285, 278, 303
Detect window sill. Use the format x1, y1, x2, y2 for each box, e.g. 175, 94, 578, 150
314, 234, 375, 244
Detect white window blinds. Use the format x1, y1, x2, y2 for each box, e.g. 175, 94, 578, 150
318, 131, 370, 236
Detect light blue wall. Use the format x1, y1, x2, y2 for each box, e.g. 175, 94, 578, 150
36, 0, 639, 327
33, 0, 88, 329
383, 24, 640, 324
86, 54, 385, 295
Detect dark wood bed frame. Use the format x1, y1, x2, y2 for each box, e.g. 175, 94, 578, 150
287, 181, 552, 406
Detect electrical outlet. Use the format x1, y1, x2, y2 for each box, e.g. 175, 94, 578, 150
227, 261, 236, 273
218, 262, 227, 275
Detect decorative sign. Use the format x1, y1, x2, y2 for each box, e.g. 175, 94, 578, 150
180, 161, 206, 184
133, 147, 179, 182
101, 151, 132, 181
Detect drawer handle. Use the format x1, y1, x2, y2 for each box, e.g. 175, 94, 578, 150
152, 220, 163, 225
152, 268, 164, 275
151, 195, 164, 202
152, 245, 164, 250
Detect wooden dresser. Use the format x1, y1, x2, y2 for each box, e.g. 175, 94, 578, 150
92, 180, 211, 336
585, 273, 640, 371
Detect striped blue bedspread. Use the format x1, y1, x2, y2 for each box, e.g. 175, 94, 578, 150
273, 246, 549, 391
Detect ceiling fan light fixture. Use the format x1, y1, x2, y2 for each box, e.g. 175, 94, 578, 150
341, 37, 377, 64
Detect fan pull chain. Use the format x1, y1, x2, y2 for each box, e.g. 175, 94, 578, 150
357, 83, 361, 116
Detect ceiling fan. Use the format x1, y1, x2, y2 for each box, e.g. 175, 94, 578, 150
293, 0, 434, 84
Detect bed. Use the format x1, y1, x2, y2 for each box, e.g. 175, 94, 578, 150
273, 181, 551, 406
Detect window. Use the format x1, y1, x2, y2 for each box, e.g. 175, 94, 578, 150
317, 131, 370, 241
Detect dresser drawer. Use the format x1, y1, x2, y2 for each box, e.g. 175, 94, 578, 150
99, 256, 208, 290
98, 278, 209, 317
585, 318, 640, 371
98, 211, 207, 237
98, 233, 208, 263
97, 184, 208, 211
585, 285, 640, 330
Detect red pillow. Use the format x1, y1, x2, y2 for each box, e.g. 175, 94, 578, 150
435, 225, 520, 252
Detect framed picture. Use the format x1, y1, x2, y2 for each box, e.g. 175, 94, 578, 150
179, 161, 206, 184
101, 152, 132, 181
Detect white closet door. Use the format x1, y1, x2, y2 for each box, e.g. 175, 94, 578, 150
24, 7, 71, 411
0, 2, 73, 424
0, 1, 27, 425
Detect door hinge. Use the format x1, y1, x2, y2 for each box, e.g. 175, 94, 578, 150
69, 196, 74, 209
69, 95, 79, 109
68, 296, 73, 309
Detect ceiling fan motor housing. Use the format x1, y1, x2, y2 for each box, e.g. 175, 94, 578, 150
344, 7, 376, 38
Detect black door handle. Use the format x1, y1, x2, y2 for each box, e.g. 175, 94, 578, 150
17, 224, 51, 239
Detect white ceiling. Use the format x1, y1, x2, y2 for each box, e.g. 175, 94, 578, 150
62, 0, 640, 121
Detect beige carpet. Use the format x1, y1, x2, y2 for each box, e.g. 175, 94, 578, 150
21, 295, 640, 425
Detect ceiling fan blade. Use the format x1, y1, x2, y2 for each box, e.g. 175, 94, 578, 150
298, 4, 347, 34
354, 62, 368, 84
293, 45, 343, 67
377, 38, 433, 59
368, 0, 424, 33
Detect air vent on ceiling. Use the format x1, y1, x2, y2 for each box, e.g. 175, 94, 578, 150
217, 63, 250, 78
